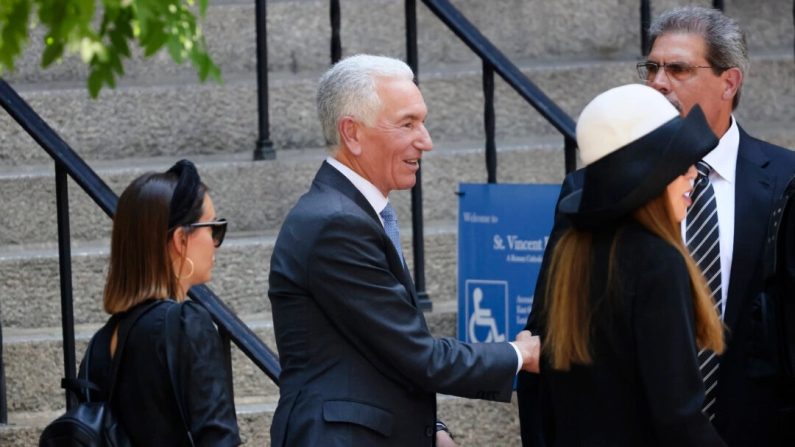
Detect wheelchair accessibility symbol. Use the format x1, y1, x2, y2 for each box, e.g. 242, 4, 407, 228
464, 280, 508, 343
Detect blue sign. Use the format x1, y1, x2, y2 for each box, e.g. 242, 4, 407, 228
458, 183, 560, 345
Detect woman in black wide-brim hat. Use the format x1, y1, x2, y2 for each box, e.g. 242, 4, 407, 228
537, 84, 726, 446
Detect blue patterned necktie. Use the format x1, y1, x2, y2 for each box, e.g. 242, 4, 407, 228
686, 160, 722, 421
380, 202, 404, 266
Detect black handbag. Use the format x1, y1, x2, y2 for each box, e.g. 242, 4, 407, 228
39, 299, 195, 446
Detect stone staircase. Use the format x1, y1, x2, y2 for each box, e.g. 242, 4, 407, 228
1, 0, 792, 445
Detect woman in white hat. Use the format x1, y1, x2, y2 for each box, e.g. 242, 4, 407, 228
538, 84, 725, 445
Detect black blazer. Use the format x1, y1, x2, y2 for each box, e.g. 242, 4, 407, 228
81, 300, 240, 447
519, 127, 795, 446
268, 162, 518, 446
711, 129, 795, 445
534, 220, 724, 446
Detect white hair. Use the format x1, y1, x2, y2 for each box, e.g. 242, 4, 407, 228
316, 54, 415, 149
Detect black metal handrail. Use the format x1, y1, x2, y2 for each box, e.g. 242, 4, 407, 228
0, 79, 281, 413
418, 0, 578, 173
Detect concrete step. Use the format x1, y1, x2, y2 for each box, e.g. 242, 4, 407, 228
2, 51, 791, 167
0, 391, 522, 446
3, 298, 459, 413
4, 0, 790, 86
0, 215, 466, 329
0, 137, 568, 246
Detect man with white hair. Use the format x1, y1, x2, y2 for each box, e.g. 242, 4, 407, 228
268, 54, 540, 446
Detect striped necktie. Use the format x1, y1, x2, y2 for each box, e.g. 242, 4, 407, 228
380, 202, 405, 266
686, 160, 723, 421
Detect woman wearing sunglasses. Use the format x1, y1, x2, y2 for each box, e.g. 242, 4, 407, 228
80, 159, 239, 446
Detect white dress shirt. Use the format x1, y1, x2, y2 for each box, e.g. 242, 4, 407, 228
681, 117, 738, 318
326, 157, 525, 373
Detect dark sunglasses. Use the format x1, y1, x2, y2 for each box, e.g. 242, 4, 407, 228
188, 218, 228, 247
635, 61, 724, 82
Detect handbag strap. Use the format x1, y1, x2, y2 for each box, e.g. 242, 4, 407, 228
164, 301, 197, 447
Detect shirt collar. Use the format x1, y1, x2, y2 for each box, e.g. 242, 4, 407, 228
326, 157, 389, 218
702, 115, 739, 184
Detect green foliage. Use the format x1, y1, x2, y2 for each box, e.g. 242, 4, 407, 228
0, 0, 221, 98
0, 0, 32, 72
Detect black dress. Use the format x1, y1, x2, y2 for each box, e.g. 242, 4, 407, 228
80, 299, 240, 446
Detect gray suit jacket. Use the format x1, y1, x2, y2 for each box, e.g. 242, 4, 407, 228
268, 161, 518, 446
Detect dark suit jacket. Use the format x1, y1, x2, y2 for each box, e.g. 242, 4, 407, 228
518, 128, 795, 446
712, 129, 795, 445
268, 162, 518, 446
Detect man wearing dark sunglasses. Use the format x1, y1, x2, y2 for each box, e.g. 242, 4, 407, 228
518, 6, 795, 447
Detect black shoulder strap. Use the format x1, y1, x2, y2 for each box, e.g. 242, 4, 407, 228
107, 299, 165, 401
165, 301, 196, 447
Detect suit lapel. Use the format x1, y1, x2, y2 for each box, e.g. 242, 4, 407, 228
313, 162, 418, 306
725, 130, 775, 332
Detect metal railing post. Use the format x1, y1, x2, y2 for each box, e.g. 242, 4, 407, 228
0, 316, 6, 423
55, 163, 78, 410
483, 62, 497, 183
406, 0, 432, 310
331, 0, 342, 63
640, 0, 651, 55
254, 0, 276, 161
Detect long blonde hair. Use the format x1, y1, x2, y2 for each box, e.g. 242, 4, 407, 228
543, 193, 724, 370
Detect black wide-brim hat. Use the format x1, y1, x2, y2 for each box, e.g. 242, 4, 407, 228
559, 84, 718, 229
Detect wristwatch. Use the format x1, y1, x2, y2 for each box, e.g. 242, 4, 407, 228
435, 420, 454, 439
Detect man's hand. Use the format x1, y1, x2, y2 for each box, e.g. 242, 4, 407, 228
514, 330, 541, 373
435, 428, 458, 447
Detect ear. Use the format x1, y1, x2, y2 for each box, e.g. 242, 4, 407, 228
169, 227, 188, 258
338, 116, 363, 156
721, 67, 743, 102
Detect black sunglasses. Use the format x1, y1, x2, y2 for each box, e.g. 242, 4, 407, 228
188, 218, 228, 247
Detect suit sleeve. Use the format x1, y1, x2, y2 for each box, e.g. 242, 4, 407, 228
305, 211, 518, 401
632, 248, 725, 446
179, 303, 241, 447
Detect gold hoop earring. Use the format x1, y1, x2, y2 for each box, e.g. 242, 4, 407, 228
175, 257, 194, 279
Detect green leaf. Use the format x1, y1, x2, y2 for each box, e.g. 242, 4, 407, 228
41, 40, 64, 67
166, 36, 183, 62
141, 24, 168, 56
87, 67, 103, 98
0, 0, 32, 72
